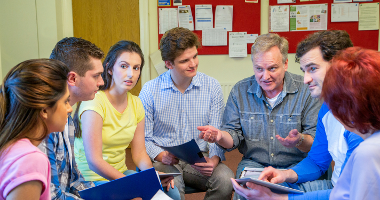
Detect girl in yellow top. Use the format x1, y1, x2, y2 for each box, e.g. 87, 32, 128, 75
73, 41, 179, 199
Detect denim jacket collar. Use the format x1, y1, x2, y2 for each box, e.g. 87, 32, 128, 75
248, 71, 299, 98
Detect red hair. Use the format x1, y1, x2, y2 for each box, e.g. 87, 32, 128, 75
322, 47, 380, 134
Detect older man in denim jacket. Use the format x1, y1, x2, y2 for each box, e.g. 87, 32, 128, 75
198, 33, 321, 200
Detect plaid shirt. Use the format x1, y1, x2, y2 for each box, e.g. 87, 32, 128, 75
38, 116, 94, 200
139, 70, 226, 161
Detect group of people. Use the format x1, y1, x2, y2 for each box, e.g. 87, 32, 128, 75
0, 26, 379, 200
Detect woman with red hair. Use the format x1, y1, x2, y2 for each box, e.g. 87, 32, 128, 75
323, 47, 380, 199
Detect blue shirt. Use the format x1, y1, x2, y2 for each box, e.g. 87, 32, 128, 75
220, 72, 321, 167
289, 103, 363, 200
38, 116, 94, 200
330, 131, 380, 200
139, 70, 225, 160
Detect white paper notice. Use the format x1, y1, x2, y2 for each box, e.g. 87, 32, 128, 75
270, 5, 290, 32
359, 2, 379, 30
333, 0, 352, 2
202, 29, 227, 46
229, 32, 247, 58
150, 50, 168, 75
178, 5, 194, 31
331, 3, 359, 22
215, 5, 233, 31
195, 5, 213, 30
159, 8, 178, 34
290, 4, 328, 31
246, 34, 258, 43
278, 0, 296, 3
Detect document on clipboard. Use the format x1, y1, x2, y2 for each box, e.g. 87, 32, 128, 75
161, 139, 207, 165
79, 168, 162, 200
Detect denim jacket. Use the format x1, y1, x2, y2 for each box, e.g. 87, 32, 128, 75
220, 72, 322, 167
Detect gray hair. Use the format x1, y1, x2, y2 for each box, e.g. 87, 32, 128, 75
251, 33, 289, 64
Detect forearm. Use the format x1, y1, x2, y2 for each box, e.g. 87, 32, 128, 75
132, 152, 153, 171
217, 131, 234, 149
296, 134, 313, 153
88, 159, 125, 181
283, 169, 299, 183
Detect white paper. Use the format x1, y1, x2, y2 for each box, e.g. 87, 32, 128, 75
159, 8, 178, 34
334, 0, 352, 2
246, 34, 258, 43
359, 2, 379, 30
195, 5, 213, 30
278, 0, 296, 3
151, 189, 173, 200
290, 4, 328, 31
331, 3, 359, 22
353, 0, 373, 2
178, 5, 194, 31
215, 5, 233, 31
229, 32, 247, 58
173, 0, 182, 6
202, 28, 227, 46
270, 5, 290, 32
150, 50, 168, 75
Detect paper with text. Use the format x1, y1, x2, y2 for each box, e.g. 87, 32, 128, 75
331, 3, 358, 22
178, 5, 194, 31
270, 5, 290, 32
215, 5, 233, 31
195, 5, 213, 30
159, 8, 178, 34
359, 2, 379, 30
229, 32, 247, 58
202, 28, 227, 46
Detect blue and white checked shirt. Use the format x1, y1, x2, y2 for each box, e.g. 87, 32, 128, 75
38, 116, 94, 200
139, 70, 226, 161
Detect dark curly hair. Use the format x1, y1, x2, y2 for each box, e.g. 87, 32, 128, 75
295, 30, 353, 63
50, 37, 104, 76
159, 27, 200, 65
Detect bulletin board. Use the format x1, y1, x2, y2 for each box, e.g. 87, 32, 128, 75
157, 0, 261, 55
269, 0, 380, 53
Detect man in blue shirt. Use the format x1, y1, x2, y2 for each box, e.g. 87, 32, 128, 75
139, 27, 234, 200
38, 37, 105, 200
229, 31, 363, 200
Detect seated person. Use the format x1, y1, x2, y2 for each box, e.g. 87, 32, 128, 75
74, 41, 180, 200
326, 47, 380, 199
230, 30, 363, 200
38, 37, 104, 200
198, 33, 321, 200
139, 27, 234, 200
0, 59, 71, 200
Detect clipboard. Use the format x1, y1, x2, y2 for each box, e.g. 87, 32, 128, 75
161, 139, 207, 165
79, 168, 162, 200
235, 177, 304, 194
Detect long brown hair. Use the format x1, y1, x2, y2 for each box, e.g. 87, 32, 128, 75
74, 40, 144, 138
0, 59, 69, 153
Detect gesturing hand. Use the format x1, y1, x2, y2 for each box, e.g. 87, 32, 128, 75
198, 125, 222, 143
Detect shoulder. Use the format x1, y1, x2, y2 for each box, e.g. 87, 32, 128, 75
231, 76, 255, 92
196, 72, 221, 87
3, 139, 49, 171
128, 92, 143, 106
141, 72, 168, 91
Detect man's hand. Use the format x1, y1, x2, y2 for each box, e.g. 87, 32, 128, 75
157, 171, 175, 192
155, 151, 179, 165
258, 166, 287, 184
191, 156, 220, 176
231, 178, 287, 200
198, 125, 222, 143
275, 129, 301, 148
258, 167, 298, 184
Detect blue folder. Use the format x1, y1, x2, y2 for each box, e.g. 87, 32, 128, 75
79, 168, 161, 200
161, 139, 207, 165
